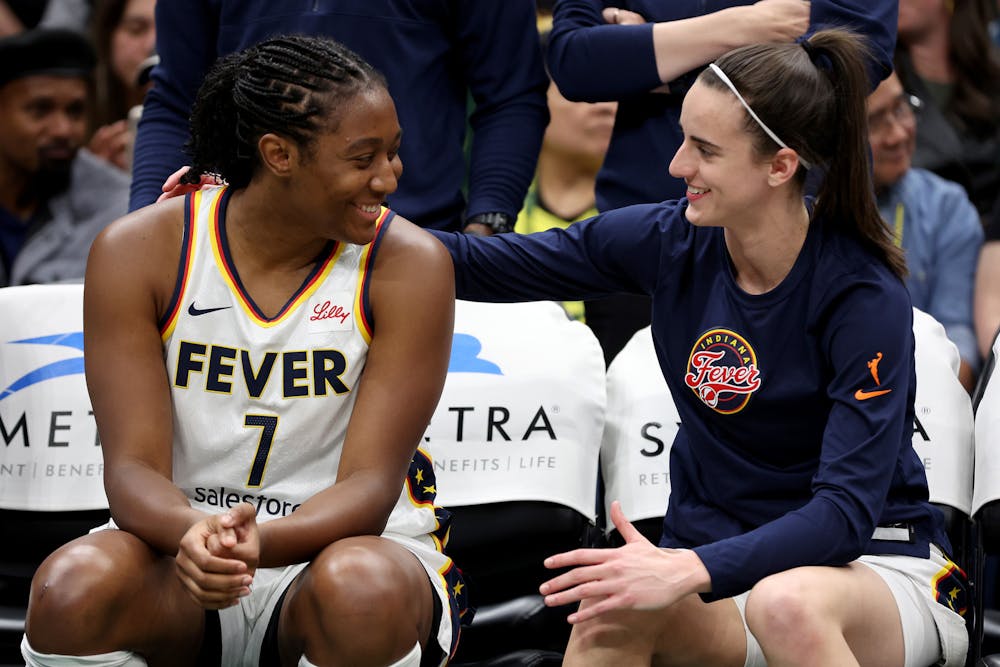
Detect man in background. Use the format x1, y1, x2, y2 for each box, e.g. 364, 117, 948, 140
868, 70, 983, 390
0, 28, 130, 286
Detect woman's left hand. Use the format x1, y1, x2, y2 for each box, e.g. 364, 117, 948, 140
156, 165, 222, 202
539, 500, 712, 623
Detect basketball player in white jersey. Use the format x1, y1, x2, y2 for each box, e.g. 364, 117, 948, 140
21, 35, 465, 667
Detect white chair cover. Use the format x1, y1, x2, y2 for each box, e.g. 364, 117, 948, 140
912, 308, 974, 515
0, 284, 108, 510
423, 300, 606, 520
600, 326, 675, 531
973, 318, 1000, 515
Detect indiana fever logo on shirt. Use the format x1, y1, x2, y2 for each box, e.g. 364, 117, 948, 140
684, 328, 762, 414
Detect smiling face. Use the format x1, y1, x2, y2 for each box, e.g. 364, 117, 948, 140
291, 86, 403, 245
867, 73, 916, 190
668, 81, 777, 228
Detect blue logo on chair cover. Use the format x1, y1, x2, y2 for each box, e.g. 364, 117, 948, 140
0, 332, 84, 401
448, 333, 503, 375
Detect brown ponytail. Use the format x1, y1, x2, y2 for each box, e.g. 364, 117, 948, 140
701, 29, 907, 279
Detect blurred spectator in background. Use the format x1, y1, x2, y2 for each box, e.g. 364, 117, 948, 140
86, 0, 155, 172
515, 12, 617, 322
0, 0, 91, 36
129, 0, 549, 235
895, 0, 1000, 216
545, 0, 897, 365
0, 28, 129, 286
0, 0, 40, 36
990, 0, 1000, 46
975, 194, 1000, 359
868, 71, 983, 391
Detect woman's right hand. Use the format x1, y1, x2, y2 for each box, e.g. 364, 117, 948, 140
747, 0, 810, 44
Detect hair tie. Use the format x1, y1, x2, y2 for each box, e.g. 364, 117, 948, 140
801, 39, 817, 62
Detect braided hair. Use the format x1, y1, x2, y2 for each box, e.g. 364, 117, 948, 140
182, 35, 387, 189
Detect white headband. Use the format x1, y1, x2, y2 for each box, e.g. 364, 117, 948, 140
708, 63, 812, 171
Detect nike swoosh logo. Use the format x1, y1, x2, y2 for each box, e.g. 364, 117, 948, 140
854, 388, 893, 401
188, 302, 232, 317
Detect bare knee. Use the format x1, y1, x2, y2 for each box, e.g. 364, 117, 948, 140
565, 602, 670, 658
302, 543, 405, 621
744, 572, 825, 652
29, 541, 124, 624
293, 538, 428, 638
287, 538, 431, 665
570, 613, 651, 652
25, 532, 170, 654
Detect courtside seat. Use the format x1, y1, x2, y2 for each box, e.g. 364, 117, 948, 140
0, 285, 111, 665
910, 308, 976, 561
425, 301, 606, 665
909, 309, 978, 666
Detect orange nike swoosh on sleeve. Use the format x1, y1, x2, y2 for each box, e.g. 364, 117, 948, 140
855, 388, 893, 400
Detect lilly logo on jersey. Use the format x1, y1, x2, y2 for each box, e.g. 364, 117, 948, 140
0, 332, 84, 402
306, 291, 355, 333
684, 328, 762, 414
310, 300, 351, 325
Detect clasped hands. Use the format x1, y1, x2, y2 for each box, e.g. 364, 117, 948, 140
175, 502, 260, 609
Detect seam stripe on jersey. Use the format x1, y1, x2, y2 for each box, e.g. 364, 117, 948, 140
208, 187, 343, 328
355, 207, 393, 344
159, 190, 199, 339
438, 560, 468, 657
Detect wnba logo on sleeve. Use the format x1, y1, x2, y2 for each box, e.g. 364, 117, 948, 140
684, 328, 762, 414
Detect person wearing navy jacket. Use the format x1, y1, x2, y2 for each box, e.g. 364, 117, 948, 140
128, 1, 549, 235
432, 28, 969, 667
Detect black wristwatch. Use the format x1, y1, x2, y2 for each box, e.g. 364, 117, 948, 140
462, 211, 515, 235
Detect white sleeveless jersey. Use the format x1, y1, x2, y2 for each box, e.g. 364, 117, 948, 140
160, 186, 449, 545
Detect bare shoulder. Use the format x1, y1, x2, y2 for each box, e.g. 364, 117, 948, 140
91, 196, 186, 262
86, 197, 188, 315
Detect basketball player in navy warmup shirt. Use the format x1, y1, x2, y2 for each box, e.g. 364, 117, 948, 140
433, 29, 969, 667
